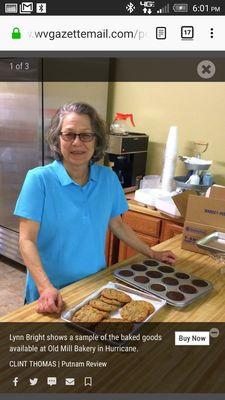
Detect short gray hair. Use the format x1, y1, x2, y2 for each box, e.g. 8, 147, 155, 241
47, 102, 108, 162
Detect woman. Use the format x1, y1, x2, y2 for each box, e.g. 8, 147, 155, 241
14, 102, 176, 314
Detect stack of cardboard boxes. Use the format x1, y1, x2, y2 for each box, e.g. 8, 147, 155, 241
173, 185, 225, 255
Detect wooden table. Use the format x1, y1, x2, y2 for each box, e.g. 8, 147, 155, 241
1, 235, 225, 322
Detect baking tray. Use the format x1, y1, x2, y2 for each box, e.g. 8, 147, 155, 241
196, 232, 225, 254
61, 281, 166, 339
114, 259, 213, 308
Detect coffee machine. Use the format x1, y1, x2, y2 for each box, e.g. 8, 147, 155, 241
105, 132, 149, 191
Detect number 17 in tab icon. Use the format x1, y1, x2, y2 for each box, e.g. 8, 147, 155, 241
181, 26, 194, 40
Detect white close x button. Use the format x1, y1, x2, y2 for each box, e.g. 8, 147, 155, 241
175, 331, 210, 346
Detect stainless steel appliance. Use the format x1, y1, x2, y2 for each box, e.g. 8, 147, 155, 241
0, 59, 108, 263
106, 132, 149, 190
0, 76, 42, 263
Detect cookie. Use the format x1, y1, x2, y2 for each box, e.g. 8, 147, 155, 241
99, 296, 122, 306
89, 299, 118, 312
120, 300, 154, 322
72, 305, 108, 323
101, 288, 132, 303
135, 300, 155, 314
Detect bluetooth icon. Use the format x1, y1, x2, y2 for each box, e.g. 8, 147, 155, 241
36, 3, 46, 13
126, 2, 135, 13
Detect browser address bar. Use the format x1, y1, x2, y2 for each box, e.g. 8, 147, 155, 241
28, 28, 145, 41
0, 15, 224, 51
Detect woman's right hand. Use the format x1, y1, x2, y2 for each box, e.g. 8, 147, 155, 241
36, 286, 63, 314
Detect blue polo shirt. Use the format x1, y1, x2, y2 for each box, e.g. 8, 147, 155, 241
14, 161, 128, 303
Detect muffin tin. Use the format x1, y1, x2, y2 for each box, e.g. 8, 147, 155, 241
114, 259, 213, 307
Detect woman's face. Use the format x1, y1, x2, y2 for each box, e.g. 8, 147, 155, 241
59, 112, 96, 168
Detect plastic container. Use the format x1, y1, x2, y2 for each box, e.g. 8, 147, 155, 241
202, 172, 213, 186
186, 172, 200, 185
134, 188, 172, 207
140, 175, 161, 189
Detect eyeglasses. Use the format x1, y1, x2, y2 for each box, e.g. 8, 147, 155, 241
60, 132, 95, 143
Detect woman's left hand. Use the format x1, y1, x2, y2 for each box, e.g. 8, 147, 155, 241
151, 250, 176, 265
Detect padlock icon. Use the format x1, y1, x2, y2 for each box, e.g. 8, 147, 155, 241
12, 27, 21, 39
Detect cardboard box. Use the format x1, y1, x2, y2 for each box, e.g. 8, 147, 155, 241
172, 186, 225, 254
208, 185, 225, 200
172, 190, 197, 221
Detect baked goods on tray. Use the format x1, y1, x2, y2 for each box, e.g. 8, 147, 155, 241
71, 289, 154, 324
120, 300, 155, 322
99, 295, 122, 306
101, 288, 132, 303
89, 299, 118, 312
72, 304, 108, 322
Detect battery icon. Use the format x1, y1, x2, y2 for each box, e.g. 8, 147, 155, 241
173, 4, 188, 12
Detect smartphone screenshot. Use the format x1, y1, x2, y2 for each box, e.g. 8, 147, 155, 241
0, 1, 225, 399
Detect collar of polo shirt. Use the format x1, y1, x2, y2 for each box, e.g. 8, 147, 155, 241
53, 160, 98, 186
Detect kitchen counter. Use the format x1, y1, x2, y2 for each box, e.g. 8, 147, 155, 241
127, 197, 184, 222
1, 235, 224, 323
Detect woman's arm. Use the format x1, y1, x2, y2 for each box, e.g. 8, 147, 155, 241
109, 215, 176, 264
19, 218, 63, 313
